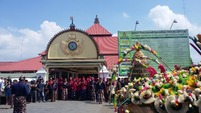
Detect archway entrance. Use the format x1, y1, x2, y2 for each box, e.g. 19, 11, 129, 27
41, 26, 104, 81
46, 61, 102, 80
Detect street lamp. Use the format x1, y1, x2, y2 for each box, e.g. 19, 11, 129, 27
134, 21, 139, 31
170, 19, 177, 30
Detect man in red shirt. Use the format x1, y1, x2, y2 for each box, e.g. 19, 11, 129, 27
72, 79, 77, 100
80, 77, 87, 101
58, 78, 63, 100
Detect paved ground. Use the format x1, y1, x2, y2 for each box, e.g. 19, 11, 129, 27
0, 101, 115, 113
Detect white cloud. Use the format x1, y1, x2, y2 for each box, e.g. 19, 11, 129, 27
149, 5, 201, 36
149, 5, 201, 64
122, 12, 130, 18
0, 21, 62, 61
112, 33, 117, 37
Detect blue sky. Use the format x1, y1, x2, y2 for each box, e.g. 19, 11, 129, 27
0, 0, 201, 64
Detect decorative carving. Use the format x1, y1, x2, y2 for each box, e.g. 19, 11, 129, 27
61, 34, 84, 56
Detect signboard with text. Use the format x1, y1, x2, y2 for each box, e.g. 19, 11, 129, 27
118, 29, 191, 76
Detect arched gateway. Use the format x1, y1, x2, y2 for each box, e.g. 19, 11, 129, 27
41, 21, 104, 80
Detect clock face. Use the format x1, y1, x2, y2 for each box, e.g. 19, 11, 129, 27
68, 41, 77, 50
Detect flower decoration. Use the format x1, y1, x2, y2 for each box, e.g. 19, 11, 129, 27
113, 42, 201, 113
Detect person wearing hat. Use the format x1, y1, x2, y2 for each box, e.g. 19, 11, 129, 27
11, 75, 29, 113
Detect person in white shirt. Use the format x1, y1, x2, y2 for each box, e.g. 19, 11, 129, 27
0, 77, 5, 104
109, 82, 116, 105
0, 77, 5, 95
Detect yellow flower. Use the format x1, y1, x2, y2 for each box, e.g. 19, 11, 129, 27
187, 76, 197, 87
154, 92, 160, 97
137, 77, 141, 82
191, 67, 196, 72
115, 94, 119, 98
114, 103, 117, 108
177, 84, 183, 90
153, 51, 157, 55
169, 80, 173, 85
118, 58, 123, 62
168, 88, 175, 95
134, 44, 139, 50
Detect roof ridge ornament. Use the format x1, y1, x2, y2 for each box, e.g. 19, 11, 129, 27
70, 16, 75, 30
94, 15, 100, 24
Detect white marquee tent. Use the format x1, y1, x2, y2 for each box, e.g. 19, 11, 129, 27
36, 67, 47, 82
99, 65, 109, 80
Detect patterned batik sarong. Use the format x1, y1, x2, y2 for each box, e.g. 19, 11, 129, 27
98, 89, 104, 104
13, 96, 27, 113
62, 88, 68, 100
91, 88, 96, 101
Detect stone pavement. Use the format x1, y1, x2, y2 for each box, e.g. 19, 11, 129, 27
0, 101, 115, 113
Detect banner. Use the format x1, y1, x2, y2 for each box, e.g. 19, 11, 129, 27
118, 29, 191, 76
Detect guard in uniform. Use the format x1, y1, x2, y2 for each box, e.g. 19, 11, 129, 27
11, 76, 29, 113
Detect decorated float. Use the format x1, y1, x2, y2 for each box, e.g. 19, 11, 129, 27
113, 42, 201, 113
189, 34, 201, 55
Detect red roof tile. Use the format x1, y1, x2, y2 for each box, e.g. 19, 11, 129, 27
0, 56, 43, 72
0, 62, 15, 66
93, 36, 118, 54
86, 23, 112, 36
104, 55, 119, 70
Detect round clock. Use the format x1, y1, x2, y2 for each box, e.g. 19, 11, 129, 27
68, 41, 77, 50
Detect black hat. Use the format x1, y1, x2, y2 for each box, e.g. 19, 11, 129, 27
19, 75, 25, 81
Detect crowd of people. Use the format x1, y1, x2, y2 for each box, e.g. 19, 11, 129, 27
25, 76, 129, 104
0, 75, 129, 109
0, 76, 13, 106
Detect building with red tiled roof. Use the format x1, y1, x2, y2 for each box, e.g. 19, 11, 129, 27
86, 16, 118, 70
86, 15, 112, 37
0, 56, 43, 72
0, 16, 118, 79
93, 37, 118, 69
0, 56, 43, 80
93, 37, 118, 55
